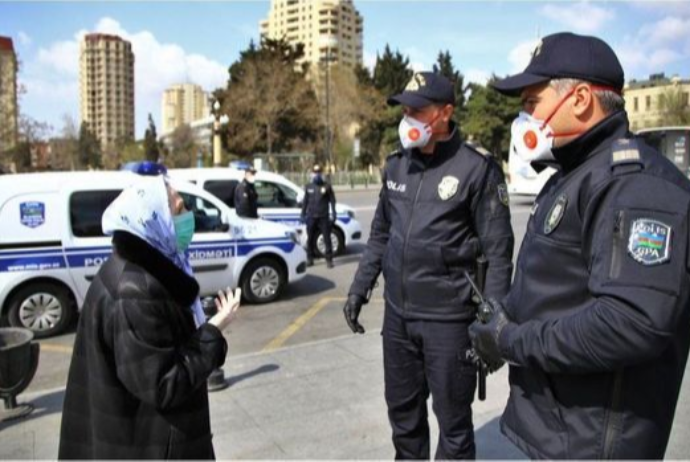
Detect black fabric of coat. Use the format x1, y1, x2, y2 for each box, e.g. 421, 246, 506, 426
58, 231, 228, 460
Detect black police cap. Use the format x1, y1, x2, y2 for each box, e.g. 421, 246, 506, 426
492, 32, 624, 96
388, 71, 455, 109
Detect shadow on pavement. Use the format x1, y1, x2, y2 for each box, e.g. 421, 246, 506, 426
0, 387, 64, 432
226, 363, 280, 387
475, 416, 526, 460
279, 274, 336, 300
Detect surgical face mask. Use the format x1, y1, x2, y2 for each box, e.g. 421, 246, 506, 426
398, 115, 434, 150
172, 211, 195, 252
311, 173, 323, 184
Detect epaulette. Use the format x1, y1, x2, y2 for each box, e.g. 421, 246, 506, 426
465, 142, 491, 157
611, 138, 643, 175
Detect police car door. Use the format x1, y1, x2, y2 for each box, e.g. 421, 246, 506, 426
65, 189, 122, 302
179, 192, 235, 295
255, 180, 302, 229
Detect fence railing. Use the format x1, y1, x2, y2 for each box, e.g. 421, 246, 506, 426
282, 170, 382, 189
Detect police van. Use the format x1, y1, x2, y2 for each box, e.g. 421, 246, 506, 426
168, 168, 363, 257
0, 171, 307, 338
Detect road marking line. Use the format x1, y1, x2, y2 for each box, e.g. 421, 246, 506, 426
262, 296, 347, 352
40, 343, 73, 354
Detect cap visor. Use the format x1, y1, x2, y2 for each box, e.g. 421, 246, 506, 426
387, 93, 435, 109
490, 73, 551, 96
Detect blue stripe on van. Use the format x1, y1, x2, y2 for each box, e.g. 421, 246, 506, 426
263, 214, 351, 225
0, 239, 295, 272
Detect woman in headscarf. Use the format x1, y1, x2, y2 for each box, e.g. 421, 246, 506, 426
59, 175, 239, 460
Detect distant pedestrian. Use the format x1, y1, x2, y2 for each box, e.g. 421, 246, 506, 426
234, 167, 259, 219
301, 164, 337, 268
59, 176, 240, 460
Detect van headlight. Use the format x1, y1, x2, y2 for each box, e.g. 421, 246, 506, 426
347, 210, 355, 219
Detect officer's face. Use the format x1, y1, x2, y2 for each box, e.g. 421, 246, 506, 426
521, 83, 576, 148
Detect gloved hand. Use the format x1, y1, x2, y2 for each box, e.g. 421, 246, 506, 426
469, 299, 513, 372
343, 294, 366, 334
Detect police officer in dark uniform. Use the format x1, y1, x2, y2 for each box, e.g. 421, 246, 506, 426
343, 71, 514, 459
301, 164, 337, 268
234, 167, 259, 219
469, 32, 690, 459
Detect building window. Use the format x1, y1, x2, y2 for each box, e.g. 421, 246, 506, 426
646, 95, 651, 111
633, 97, 638, 112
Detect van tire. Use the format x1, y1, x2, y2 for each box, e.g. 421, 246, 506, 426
241, 258, 285, 304
7, 283, 74, 338
316, 227, 345, 257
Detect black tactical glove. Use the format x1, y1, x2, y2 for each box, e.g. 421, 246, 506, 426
343, 294, 366, 334
468, 299, 513, 372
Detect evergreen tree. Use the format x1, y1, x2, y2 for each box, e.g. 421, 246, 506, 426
433, 50, 466, 132
144, 114, 160, 162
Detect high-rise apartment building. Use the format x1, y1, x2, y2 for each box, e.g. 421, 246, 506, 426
625, 73, 690, 131
260, 0, 363, 69
161, 83, 210, 134
0, 36, 18, 154
80, 33, 135, 148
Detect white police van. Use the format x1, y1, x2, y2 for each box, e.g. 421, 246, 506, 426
0, 171, 307, 338
168, 168, 363, 257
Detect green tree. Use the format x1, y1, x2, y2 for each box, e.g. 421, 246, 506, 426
433, 50, 466, 132
78, 122, 102, 169
6, 115, 52, 172
144, 114, 161, 162
462, 78, 521, 162
218, 38, 320, 167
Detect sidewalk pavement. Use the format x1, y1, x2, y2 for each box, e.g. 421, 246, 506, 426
1, 329, 689, 459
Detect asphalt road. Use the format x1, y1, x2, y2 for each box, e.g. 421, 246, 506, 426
28, 189, 531, 394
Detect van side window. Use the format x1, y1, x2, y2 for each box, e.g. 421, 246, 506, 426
179, 193, 225, 233
70, 190, 122, 237
255, 181, 299, 208
204, 180, 239, 208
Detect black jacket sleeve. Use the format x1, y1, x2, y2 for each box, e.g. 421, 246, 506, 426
348, 178, 391, 301
112, 298, 227, 410
329, 185, 337, 220
471, 158, 515, 300
501, 176, 690, 373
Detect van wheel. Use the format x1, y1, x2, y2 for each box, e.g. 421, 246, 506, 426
316, 228, 344, 257
241, 258, 285, 304
7, 283, 74, 338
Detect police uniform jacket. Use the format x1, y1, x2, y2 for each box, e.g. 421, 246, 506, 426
234, 179, 259, 218
498, 111, 690, 459
349, 123, 514, 320
301, 180, 336, 220
59, 231, 227, 460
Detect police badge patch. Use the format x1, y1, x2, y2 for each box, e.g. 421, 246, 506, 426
627, 218, 671, 265
438, 176, 459, 200
544, 194, 567, 235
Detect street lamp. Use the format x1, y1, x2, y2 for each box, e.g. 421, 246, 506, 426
211, 100, 229, 167
320, 36, 338, 174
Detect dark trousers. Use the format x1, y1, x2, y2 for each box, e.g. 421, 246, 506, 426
383, 305, 477, 460
306, 217, 333, 260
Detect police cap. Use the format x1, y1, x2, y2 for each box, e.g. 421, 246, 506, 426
491, 32, 624, 96
387, 71, 455, 109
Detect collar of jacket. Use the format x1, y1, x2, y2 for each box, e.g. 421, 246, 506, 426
112, 231, 200, 307
549, 110, 630, 174
409, 121, 462, 169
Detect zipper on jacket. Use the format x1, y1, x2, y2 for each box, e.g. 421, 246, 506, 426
609, 210, 625, 279
401, 170, 426, 311
602, 370, 624, 459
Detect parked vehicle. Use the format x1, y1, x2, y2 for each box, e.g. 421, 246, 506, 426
168, 168, 363, 257
0, 171, 307, 338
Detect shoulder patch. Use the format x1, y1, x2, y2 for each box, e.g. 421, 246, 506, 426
628, 218, 671, 265
611, 138, 641, 165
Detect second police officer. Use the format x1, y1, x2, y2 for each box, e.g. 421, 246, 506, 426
469, 32, 690, 459
301, 164, 337, 268
343, 72, 515, 459
234, 166, 259, 219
